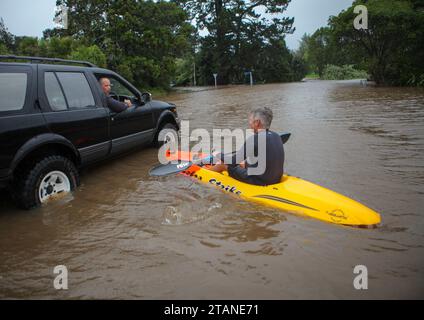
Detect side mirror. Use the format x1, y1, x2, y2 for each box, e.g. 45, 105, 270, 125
141, 92, 152, 103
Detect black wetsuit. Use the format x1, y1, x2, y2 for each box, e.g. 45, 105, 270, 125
219, 130, 284, 186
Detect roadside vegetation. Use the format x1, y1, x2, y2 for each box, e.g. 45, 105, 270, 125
321, 65, 368, 81
0, 0, 306, 91
297, 0, 424, 86
0, 0, 422, 88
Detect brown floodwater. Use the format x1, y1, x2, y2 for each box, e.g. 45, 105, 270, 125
0, 80, 423, 299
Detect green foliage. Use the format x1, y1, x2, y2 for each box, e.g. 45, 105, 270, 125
290, 55, 308, 81
304, 28, 332, 77
175, 0, 305, 85
322, 65, 368, 80
16, 37, 41, 56
2, 0, 310, 89
174, 57, 195, 86
44, 36, 77, 58
2, 1, 193, 90
304, 73, 320, 80
407, 73, 424, 87
295, 33, 311, 73
298, 26, 363, 78
58, 0, 194, 89
69, 45, 107, 68
0, 18, 14, 51
328, 0, 424, 86
298, 0, 423, 86
0, 43, 9, 54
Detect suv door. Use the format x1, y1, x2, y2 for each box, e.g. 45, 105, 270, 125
38, 66, 110, 164
0, 64, 48, 182
101, 76, 155, 155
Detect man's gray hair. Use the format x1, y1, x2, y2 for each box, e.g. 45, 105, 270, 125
250, 107, 273, 129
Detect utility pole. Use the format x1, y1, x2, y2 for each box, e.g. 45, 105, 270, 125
193, 61, 196, 87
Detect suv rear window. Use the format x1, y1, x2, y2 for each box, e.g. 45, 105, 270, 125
0, 73, 28, 111
56, 72, 95, 109
45, 72, 67, 111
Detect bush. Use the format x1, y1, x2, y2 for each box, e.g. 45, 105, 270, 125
69, 45, 107, 68
322, 64, 368, 80
0, 43, 8, 54
407, 74, 424, 87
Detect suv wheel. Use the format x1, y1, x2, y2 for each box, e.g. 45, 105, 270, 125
154, 123, 179, 148
13, 155, 80, 209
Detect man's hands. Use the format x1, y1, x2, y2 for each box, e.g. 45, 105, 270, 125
209, 163, 228, 173
211, 150, 246, 168
124, 99, 132, 108
239, 160, 246, 169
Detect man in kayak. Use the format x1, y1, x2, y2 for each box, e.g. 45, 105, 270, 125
210, 107, 284, 186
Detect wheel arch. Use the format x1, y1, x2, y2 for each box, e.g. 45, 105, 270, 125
156, 110, 179, 132
11, 134, 80, 179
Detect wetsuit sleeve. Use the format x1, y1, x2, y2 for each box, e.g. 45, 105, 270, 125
218, 135, 256, 165
106, 96, 128, 113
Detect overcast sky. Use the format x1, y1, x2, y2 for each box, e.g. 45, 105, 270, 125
0, 0, 353, 50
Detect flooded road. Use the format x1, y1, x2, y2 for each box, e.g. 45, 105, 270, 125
1, 80, 423, 299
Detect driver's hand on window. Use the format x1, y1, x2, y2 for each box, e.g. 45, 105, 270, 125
124, 99, 132, 108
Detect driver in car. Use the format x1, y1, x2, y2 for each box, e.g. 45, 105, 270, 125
99, 77, 132, 113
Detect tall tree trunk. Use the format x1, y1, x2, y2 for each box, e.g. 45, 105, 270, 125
214, 0, 229, 84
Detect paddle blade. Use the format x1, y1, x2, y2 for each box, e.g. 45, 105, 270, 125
149, 161, 192, 177
280, 132, 291, 144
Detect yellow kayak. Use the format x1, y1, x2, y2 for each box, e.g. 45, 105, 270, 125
168, 151, 381, 228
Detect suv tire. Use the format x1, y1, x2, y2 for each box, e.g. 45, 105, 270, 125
13, 155, 80, 209
153, 123, 179, 148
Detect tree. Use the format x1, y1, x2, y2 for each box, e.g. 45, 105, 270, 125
15, 37, 41, 56
306, 28, 332, 77
175, 0, 295, 84
69, 45, 107, 67
45, 36, 77, 58
55, 0, 194, 89
54, 0, 109, 44
0, 43, 8, 54
295, 33, 310, 68
0, 18, 15, 52
329, 0, 424, 85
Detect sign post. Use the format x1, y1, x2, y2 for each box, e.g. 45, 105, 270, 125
213, 73, 218, 88
244, 71, 253, 86
193, 62, 196, 87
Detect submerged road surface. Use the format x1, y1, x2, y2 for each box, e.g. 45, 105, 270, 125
0, 80, 423, 299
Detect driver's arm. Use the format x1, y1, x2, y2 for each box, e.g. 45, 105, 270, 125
106, 96, 129, 113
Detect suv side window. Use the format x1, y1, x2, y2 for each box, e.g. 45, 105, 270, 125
0, 72, 28, 112
56, 72, 95, 109
45, 72, 67, 111
109, 78, 135, 98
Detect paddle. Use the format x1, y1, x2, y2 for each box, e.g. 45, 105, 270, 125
149, 132, 291, 177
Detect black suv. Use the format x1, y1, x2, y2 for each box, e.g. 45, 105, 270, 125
0, 55, 180, 209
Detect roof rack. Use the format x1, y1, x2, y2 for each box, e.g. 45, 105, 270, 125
0, 55, 97, 68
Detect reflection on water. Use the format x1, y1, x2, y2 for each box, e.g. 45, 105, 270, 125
0, 80, 423, 299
